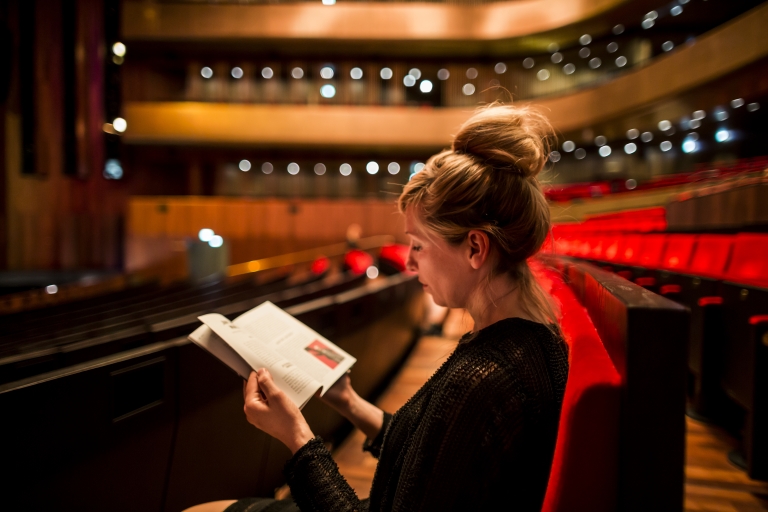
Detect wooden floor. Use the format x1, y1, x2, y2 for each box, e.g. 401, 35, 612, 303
333, 310, 768, 511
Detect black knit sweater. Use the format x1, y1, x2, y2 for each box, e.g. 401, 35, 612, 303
284, 317, 569, 511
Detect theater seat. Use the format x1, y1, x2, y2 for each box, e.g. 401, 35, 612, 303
687, 235, 734, 279
724, 234, 768, 287
661, 235, 697, 271
540, 270, 621, 512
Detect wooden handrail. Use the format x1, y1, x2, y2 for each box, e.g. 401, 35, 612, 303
227, 234, 395, 277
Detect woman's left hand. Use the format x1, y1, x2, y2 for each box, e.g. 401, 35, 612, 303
243, 369, 315, 454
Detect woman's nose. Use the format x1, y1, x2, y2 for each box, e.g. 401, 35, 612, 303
406, 250, 418, 273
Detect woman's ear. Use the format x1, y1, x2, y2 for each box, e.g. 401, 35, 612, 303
466, 230, 491, 269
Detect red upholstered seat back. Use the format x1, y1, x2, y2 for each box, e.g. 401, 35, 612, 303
661, 234, 697, 271
688, 235, 733, 279
637, 234, 667, 268
539, 269, 621, 512
724, 234, 768, 286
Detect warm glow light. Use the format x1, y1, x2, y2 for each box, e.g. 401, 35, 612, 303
408, 68, 422, 80
419, 80, 433, 93
231, 67, 243, 79
536, 69, 550, 81
578, 48, 590, 58
624, 143, 637, 154
199, 228, 214, 242
662, 41, 674, 52
715, 129, 730, 142
239, 159, 251, 172
599, 146, 611, 157
562, 141, 575, 152
594, 135, 606, 146
462, 83, 476, 95
615, 56, 628, 67
112, 42, 126, 57
262, 162, 274, 174
747, 103, 760, 112
112, 117, 127, 133
626, 178, 637, 190
692, 110, 706, 120
731, 98, 745, 108
551, 52, 563, 64
714, 109, 729, 121
627, 129, 639, 139
437, 69, 450, 80
287, 163, 300, 175
522, 58, 534, 69
46, 285, 58, 294
403, 75, 416, 87
412, 162, 425, 174
380, 67, 393, 80
339, 163, 352, 176
320, 84, 336, 98
209, 235, 224, 248
322, 0, 336, 5
579, 34, 592, 45
261, 67, 274, 79
201, 67, 213, 79
671, 5, 683, 16
549, 151, 561, 163
466, 68, 478, 79
291, 67, 304, 79
589, 58, 601, 69
366, 266, 379, 279
494, 63, 507, 74
314, 163, 326, 175
563, 63, 576, 74
320, 66, 334, 79
607, 42, 618, 53
350, 67, 363, 80
388, 162, 400, 175
366, 161, 379, 175
641, 18, 655, 29
613, 24, 625, 35
660, 141, 673, 152
658, 120, 672, 131
641, 132, 653, 142
574, 148, 586, 159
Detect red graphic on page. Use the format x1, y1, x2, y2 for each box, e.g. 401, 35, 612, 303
305, 340, 344, 369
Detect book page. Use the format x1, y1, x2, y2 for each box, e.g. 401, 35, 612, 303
233, 301, 356, 396
189, 324, 252, 380
197, 313, 321, 409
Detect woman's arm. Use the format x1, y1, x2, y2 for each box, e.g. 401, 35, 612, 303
319, 373, 385, 441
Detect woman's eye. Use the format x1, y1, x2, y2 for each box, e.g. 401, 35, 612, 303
412, 245, 422, 252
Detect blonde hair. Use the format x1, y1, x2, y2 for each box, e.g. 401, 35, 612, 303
398, 104, 560, 330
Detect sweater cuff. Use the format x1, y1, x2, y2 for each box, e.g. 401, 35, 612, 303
362, 411, 393, 459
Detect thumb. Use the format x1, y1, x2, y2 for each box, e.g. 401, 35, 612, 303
257, 368, 281, 398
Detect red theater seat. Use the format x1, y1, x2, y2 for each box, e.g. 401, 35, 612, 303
724, 234, 768, 287
637, 234, 667, 268
688, 235, 734, 279
617, 234, 643, 265
540, 269, 621, 512
343, 249, 374, 275
379, 244, 409, 272
661, 235, 697, 271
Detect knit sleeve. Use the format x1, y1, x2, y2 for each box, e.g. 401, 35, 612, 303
284, 437, 369, 512
362, 411, 392, 459
389, 357, 530, 511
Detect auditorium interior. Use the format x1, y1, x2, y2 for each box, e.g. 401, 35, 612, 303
2, 0, 768, 510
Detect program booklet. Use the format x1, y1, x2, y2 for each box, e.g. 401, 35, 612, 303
188, 301, 356, 409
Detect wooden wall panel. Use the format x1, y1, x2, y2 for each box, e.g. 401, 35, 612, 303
122, 0, 625, 45
126, 197, 408, 267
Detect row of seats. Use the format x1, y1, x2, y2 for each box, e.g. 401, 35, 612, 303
544, 155, 768, 203
553, 228, 768, 481
553, 232, 768, 288
550, 207, 667, 236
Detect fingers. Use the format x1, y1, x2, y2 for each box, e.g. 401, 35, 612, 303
256, 368, 281, 398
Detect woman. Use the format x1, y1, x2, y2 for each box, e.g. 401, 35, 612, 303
196, 104, 569, 512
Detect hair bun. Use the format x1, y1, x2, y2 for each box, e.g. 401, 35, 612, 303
452, 105, 554, 180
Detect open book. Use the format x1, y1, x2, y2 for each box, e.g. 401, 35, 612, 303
189, 301, 356, 409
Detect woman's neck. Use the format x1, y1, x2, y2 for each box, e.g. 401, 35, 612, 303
466, 275, 533, 332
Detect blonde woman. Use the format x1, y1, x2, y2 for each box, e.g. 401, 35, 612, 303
196, 105, 569, 512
